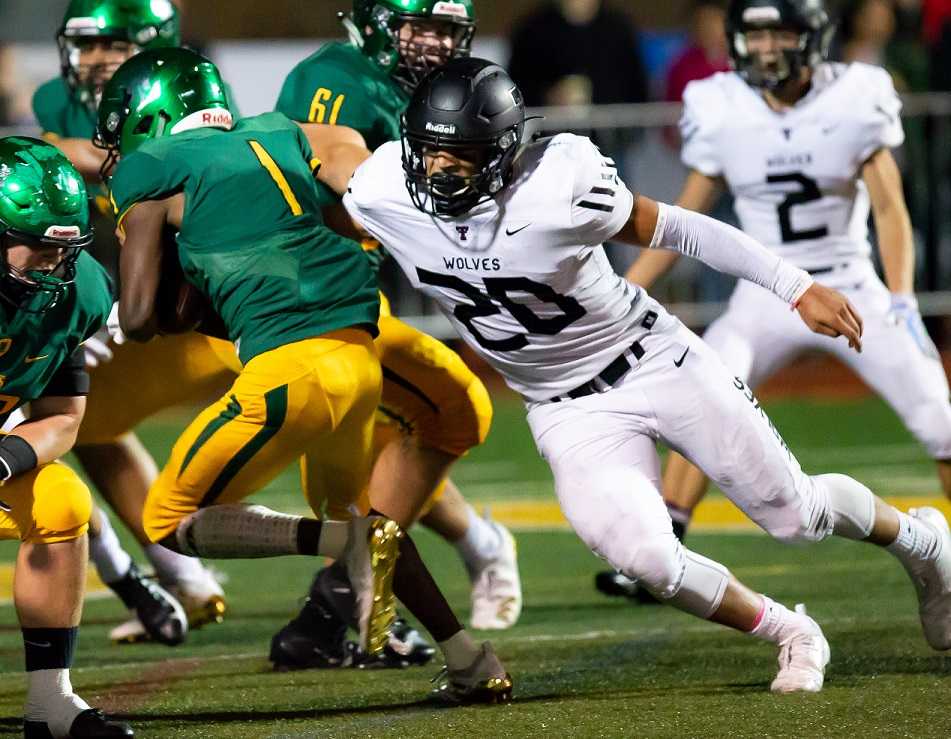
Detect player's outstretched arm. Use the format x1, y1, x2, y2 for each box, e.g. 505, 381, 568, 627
297, 123, 371, 196
612, 195, 863, 351
116, 198, 169, 341
624, 170, 723, 289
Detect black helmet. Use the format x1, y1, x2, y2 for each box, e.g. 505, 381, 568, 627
727, 0, 834, 89
401, 57, 524, 217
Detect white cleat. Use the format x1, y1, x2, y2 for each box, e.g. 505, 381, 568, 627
470, 520, 522, 630
770, 604, 830, 694
905, 507, 951, 650
343, 516, 403, 656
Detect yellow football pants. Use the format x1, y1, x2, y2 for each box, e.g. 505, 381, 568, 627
143, 330, 381, 543
0, 462, 92, 544
77, 333, 241, 446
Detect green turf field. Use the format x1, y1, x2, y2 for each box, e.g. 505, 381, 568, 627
0, 394, 948, 737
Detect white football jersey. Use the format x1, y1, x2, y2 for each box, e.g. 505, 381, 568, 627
344, 133, 656, 401
680, 62, 903, 272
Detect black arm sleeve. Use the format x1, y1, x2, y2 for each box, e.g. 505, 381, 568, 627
40, 347, 90, 398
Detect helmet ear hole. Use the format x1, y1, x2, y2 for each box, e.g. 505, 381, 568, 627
133, 115, 154, 135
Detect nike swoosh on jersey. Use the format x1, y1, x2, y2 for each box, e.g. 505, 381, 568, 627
505, 224, 532, 236
24, 354, 49, 363
674, 347, 690, 368
24, 640, 52, 648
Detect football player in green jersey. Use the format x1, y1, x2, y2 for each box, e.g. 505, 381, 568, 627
34, 0, 179, 177
0, 137, 132, 737
33, 0, 230, 648
273, 0, 522, 672
97, 48, 512, 704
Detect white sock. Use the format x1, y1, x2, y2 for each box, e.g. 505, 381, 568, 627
437, 629, 481, 671
24, 668, 89, 735
887, 510, 941, 569
145, 543, 208, 588
87, 509, 132, 585
176, 505, 303, 558
749, 596, 801, 645
317, 520, 350, 560
455, 506, 503, 574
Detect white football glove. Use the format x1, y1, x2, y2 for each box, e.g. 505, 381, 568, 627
886, 293, 939, 360
84, 302, 127, 369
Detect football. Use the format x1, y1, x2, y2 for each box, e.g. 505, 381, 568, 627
154, 227, 207, 335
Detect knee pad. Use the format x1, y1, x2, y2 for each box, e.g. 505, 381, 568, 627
816, 473, 875, 541
27, 465, 92, 543
624, 537, 731, 618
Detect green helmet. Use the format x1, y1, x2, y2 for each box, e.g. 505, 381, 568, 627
346, 1, 476, 93
94, 48, 233, 172
57, 0, 180, 110
0, 137, 92, 312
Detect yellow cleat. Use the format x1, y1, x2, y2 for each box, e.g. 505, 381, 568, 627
345, 516, 403, 656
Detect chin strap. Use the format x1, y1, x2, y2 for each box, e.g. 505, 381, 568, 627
339, 13, 365, 49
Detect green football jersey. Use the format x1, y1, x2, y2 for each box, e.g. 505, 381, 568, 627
109, 112, 379, 364
32, 77, 97, 141
275, 41, 408, 150
0, 252, 112, 425
275, 41, 408, 269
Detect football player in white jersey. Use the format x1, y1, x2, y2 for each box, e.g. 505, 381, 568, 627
621, 0, 951, 590
311, 56, 951, 693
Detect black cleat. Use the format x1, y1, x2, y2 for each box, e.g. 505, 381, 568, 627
594, 571, 662, 604
108, 564, 188, 646
269, 595, 348, 671
24, 708, 133, 738
352, 617, 436, 669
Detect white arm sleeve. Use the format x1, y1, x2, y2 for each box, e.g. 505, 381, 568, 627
650, 202, 814, 305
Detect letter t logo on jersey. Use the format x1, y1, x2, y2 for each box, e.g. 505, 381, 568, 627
456, 226, 470, 242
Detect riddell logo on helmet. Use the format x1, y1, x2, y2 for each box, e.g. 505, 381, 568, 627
433, 2, 470, 18
170, 108, 234, 135
44, 226, 80, 238
425, 122, 456, 135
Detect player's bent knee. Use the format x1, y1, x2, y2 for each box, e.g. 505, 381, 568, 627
418, 372, 493, 456
625, 534, 685, 598
142, 486, 194, 545
26, 465, 93, 544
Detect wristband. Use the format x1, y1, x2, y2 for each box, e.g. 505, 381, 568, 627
0, 435, 38, 483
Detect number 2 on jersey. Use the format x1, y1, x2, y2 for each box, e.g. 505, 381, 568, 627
248, 140, 303, 216
768, 172, 829, 243
417, 268, 586, 351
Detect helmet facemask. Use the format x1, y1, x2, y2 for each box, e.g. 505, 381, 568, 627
402, 125, 520, 218
732, 25, 812, 89
391, 16, 475, 93
58, 32, 137, 113
0, 228, 90, 313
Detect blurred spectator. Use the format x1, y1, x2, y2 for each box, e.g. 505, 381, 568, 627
838, 0, 928, 90
0, 45, 12, 125
665, 1, 729, 104
508, 0, 649, 107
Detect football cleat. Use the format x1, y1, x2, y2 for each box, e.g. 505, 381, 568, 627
430, 642, 513, 705
108, 564, 187, 646
343, 516, 403, 655
469, 520, 522, 630
904, 507, 951, 650
269, 596, 349, 671
770, 604, 830, 694
24, 708, 133, 738
594, 571, 662, 604
110, 567, 226, 644
352, 617, 436, 669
